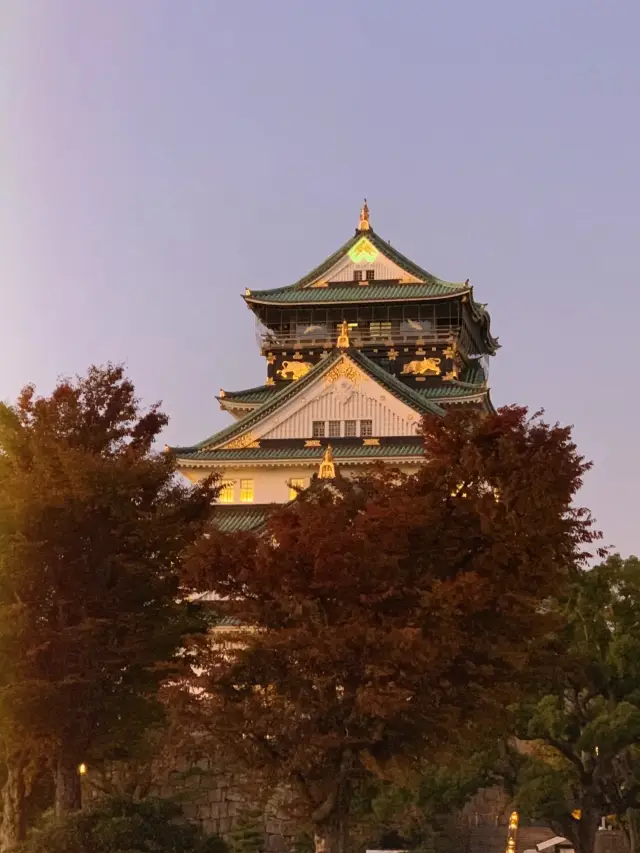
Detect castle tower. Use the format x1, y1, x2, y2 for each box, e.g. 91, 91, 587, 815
169, 203, 499, 530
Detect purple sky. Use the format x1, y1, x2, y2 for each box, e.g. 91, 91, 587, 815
3, 1, 639, 556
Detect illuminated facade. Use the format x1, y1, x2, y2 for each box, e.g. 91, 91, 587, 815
169, 202, 498, 530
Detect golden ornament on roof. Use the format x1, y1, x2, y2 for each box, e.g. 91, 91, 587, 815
336, 320, 350, 349
357, 198, 370, 231
318, 445, 336, 479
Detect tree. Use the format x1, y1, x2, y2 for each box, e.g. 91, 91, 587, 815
180, 406, 600, 853
0, 365, 216, 848
509, 555, 640, 853
8, 796, 229, 853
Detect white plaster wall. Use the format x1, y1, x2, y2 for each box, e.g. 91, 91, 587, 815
257, 372, 421, 440
182, 462, 421, 505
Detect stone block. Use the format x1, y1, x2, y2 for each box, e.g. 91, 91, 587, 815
182, 803, 198, 820
267, 833, 286, 851
226, 788, 246, 802
197, 804, 212, 820
219, 817, 232, 834
203, 818, 220, 836
266, 820, 284, 836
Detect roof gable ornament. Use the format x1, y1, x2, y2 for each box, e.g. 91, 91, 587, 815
357, 198, 371, 232
336, 320, 350, 349
318, 445, 336, 479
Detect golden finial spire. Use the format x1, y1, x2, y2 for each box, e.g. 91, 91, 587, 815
318, 445, 336, 480
357, 198, 370, 232
336, 320, 350, 348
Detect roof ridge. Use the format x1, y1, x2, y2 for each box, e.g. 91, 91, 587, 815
170, 350, 345, 453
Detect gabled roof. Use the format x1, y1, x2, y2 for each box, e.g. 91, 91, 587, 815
243, 227, 469, 306
219, 363, 490, 410
169, 348, 444, 456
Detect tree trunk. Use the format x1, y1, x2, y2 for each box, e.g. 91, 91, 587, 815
314, 816, 346, 853
0, 756, 26, 851
55, 751, 82, 815
570, 801, 601, 853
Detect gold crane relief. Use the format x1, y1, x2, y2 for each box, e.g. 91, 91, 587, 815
223, 432, 260, 450
401, 358, 441, 376
277, 361, 313, 380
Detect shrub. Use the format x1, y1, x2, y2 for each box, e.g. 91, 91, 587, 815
10, 796, 229, 853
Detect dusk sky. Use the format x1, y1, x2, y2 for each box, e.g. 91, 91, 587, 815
3, 1, 639, 555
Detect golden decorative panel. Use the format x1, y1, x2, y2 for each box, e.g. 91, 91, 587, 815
277, 361, 313, 380
387, 348, 398, 361
266, 352, 275, 364
305, 439, 321, 447
443, 342, 458, 360
223, 433, 260, 450
443, 366, 459, 382
324, 360, 362, 386
363, 438, 380, 446
401, 358, 441, 376
266, 377, 275, 386
348, 236, 377, 263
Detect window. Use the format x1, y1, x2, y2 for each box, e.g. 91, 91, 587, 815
353, 270, 363, 281
288, 478, 306, 500
219, 481, 234, 503
370, 321, 392, 339
239, 479, 254, 503
365, 269, 375, 281
328, 420, 341, 438
344, 420, 357, 437
312, 421, 326, 438
360, 420, 373, 437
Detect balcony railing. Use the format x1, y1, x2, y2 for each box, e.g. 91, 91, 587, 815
257, 322, 459, 352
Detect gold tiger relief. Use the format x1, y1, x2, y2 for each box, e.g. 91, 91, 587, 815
400, 358, 441, 376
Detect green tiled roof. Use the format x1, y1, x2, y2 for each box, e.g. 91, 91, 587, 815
263, 228, 457, 291
175, 442, 425, 463
213, 505, 270, 532
170, 349, 444, 455
243, 228, 468, 306
219, 363, 488, 408
415, 385, 485, 399
219, 385, 274, 405
245, 281, 468, 305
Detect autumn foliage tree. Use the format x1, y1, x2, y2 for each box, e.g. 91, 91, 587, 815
508, 555, 640, 853
0, 365, 216, 849
180, 406, 600, 853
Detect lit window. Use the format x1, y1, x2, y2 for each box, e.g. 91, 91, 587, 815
344, 420, 357, 437
353, 270, 363, 281
312, 421, 325, 438
360, 420, 373, 437
365, 269, 375, 281
288, 478, 305, 500
239, 479, 254, 503
328, 420, 341, 438
219, 481, 234, 503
